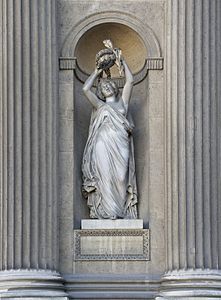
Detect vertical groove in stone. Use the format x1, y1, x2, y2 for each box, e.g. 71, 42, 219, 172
165, 0, 173, 271
177, 0, 187, 269
194, 0, 203, 269
51, 0, 59, 270
46, 0, 53, 269
216, 0, 221, 269
171, 0, 179, 270
14, 0, 23, 269
22, 0, 31, 269
0, 0, 4, 271
217, 0, 221, 269
210, 0, 218, 270
2, 0, 7, 270
202, 0, 212, 269
38, 0, 47, 270
7, 0, 15, 270
185, 0, 195, 269
30, 0, 39, 268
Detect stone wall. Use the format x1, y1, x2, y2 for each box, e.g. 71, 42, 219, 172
0, 0, 221, 299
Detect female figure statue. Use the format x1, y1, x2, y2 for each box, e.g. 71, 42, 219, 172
82, 41, 138, 219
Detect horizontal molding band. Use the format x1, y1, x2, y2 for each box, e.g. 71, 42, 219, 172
64, 274, 160, 299
59, 57, 163, 70
59, 57, 163, 86
59, 58, 76, 70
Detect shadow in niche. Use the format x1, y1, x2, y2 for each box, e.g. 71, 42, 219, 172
73, 22, 150, 229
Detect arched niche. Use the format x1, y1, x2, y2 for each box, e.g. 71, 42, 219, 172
75, 23, 147, 76
61, 11, 162, 59
59, 12, 163, 228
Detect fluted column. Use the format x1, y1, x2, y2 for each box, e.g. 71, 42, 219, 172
158, 0, 221, 298
0, 0, 67, 298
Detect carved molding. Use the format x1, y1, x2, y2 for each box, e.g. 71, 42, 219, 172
59, 58, 76, 70
59, 57, 163, 86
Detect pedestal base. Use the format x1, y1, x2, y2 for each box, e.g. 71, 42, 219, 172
72, 220, 151, 298
81, 219, 144, 229
0, 269, 68, 299
74, 219, 149, 261
157, 269, 221, 299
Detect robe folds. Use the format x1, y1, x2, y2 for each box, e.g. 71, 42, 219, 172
82, 103, 138, 219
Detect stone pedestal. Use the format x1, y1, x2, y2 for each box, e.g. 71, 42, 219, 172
70, 220, 151, 298
74, 219, 149, 261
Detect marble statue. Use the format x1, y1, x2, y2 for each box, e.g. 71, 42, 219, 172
82, 40, 138, 219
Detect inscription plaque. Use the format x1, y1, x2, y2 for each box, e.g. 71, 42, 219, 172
74, 229, 150, 261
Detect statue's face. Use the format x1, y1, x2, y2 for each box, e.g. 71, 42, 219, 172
101, 82, 115, 98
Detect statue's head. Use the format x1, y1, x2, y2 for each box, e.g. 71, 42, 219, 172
96, 79, 119, 101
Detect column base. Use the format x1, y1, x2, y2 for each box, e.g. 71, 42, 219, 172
0, 269, 68, 299
157, 269, 221, 299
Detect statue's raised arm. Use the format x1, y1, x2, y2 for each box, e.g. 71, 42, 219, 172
121, 58, 134, 111
82, 68, 103, 109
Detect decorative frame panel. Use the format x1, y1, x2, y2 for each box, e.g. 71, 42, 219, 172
73, 229, 150, 261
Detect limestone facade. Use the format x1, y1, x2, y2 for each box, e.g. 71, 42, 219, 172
0, 0, 221, 299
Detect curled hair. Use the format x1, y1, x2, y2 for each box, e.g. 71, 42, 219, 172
96, 79, 119, 101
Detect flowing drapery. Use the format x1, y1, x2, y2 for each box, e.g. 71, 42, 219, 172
82, 104, 137, 219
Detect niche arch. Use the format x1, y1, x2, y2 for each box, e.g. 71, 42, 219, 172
61, 11, 162, 59
59, 12, 164, 228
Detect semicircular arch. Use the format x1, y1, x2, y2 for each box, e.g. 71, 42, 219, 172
61, 11, 162, 58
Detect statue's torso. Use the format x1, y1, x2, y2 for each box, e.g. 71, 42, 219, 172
105, 97, 126, 116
